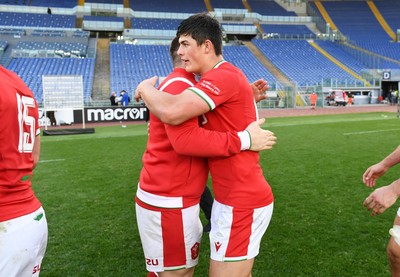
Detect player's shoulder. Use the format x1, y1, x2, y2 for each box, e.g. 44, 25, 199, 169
160, 71, 195, 93
206, 61, 242, 86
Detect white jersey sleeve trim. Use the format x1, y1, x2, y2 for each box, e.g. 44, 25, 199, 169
137, 184, 183, 208
188, 87, 216, 111
159, 77, 194, 92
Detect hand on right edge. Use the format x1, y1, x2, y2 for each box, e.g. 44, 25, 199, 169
362, 162, 388, 187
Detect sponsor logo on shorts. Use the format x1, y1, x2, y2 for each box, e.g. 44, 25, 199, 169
146, 258, 159, 266
215, 241, 222, 252
32, 264, 41, 274
191, 242, 200, 259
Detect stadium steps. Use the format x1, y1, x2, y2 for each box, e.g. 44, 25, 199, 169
295, 94, 306, 107
367, 0, 396, 41
243, 41, 293, 86
92, 38, 110, 101
204, 0, 213, 12
242, 0, 251, 12
314, 0, 338, 31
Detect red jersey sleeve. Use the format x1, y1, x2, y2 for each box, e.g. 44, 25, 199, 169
165, 118, 241, 157
160, 69, 242, 157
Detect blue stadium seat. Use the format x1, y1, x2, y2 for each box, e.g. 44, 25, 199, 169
131, 18, 181, 30
131, 0, 206, 13
7, 58, 95, 104
248, 0, 296, 16
223, 45, 277, 85
253, 39, 360, 86
0, 12, 75, 28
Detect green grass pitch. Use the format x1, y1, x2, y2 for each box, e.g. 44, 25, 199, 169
34, 111, 399, 276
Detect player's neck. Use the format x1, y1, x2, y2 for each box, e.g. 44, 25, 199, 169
200, 55, 223, 76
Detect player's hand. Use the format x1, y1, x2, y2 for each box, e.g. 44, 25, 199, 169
135, 76, 158, 102
362, 163, 387, 187
251, 79, 269, 103
246, 118, 276, 151
363, 181, 400, 216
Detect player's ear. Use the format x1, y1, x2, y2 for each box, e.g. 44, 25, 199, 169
204, 40, 213, 53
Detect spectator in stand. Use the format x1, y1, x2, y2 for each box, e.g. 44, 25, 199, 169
120, 90, 130, 106
110, 92, 118, 106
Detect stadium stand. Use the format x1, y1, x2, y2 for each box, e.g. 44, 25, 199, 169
374, 1, 400, 32
0, 12, 76, 28
109, 43, 172, 96
85, 0, 123, 4
315, 1, 400, 61
210, 0, 245, 9
131, 18, 181, 30
83, 15, 124, 23
0, 40, 7, 51
223, 44, 277, 85
130, 0, 206, 13
260, 24, 315, 39
247, 0, 297, 16
252, 39, 361, 87
7, 58, 95, 104
0, 0, 76, 8
0, 0, 398, 108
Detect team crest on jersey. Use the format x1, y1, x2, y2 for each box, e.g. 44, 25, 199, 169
191, 242, 200, 259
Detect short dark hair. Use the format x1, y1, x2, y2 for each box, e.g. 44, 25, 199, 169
176, 12, 222, 56
169, 36, 181, 66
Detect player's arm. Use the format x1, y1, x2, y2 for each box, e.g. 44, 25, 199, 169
166, 118, 276, 156
33, 134, 40, 169
363, 146, 400, 187
165, 118, 241, 157
136, 77, 270, 125
135, 76, 210, 125
363, 179, 400, 216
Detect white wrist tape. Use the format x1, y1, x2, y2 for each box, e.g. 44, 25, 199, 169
238, 130, 251, 151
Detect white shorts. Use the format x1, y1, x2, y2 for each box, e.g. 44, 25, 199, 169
0, 207, 48, 276
135, 203, 203, 272
389, 208, 400, 245
209, 200, 273, 262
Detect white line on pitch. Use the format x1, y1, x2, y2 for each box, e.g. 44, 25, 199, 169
343, 128, 400, 136
39, 159, 65, 163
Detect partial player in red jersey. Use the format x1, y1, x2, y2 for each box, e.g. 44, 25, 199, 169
136, 37, 276, 277
0, 65, 48, 276
135, 13, 275, 277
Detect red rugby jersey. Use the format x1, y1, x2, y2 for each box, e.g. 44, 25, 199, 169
137, 68, 242, 209
0, 66, 41, 221
189, 61, 274, 209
